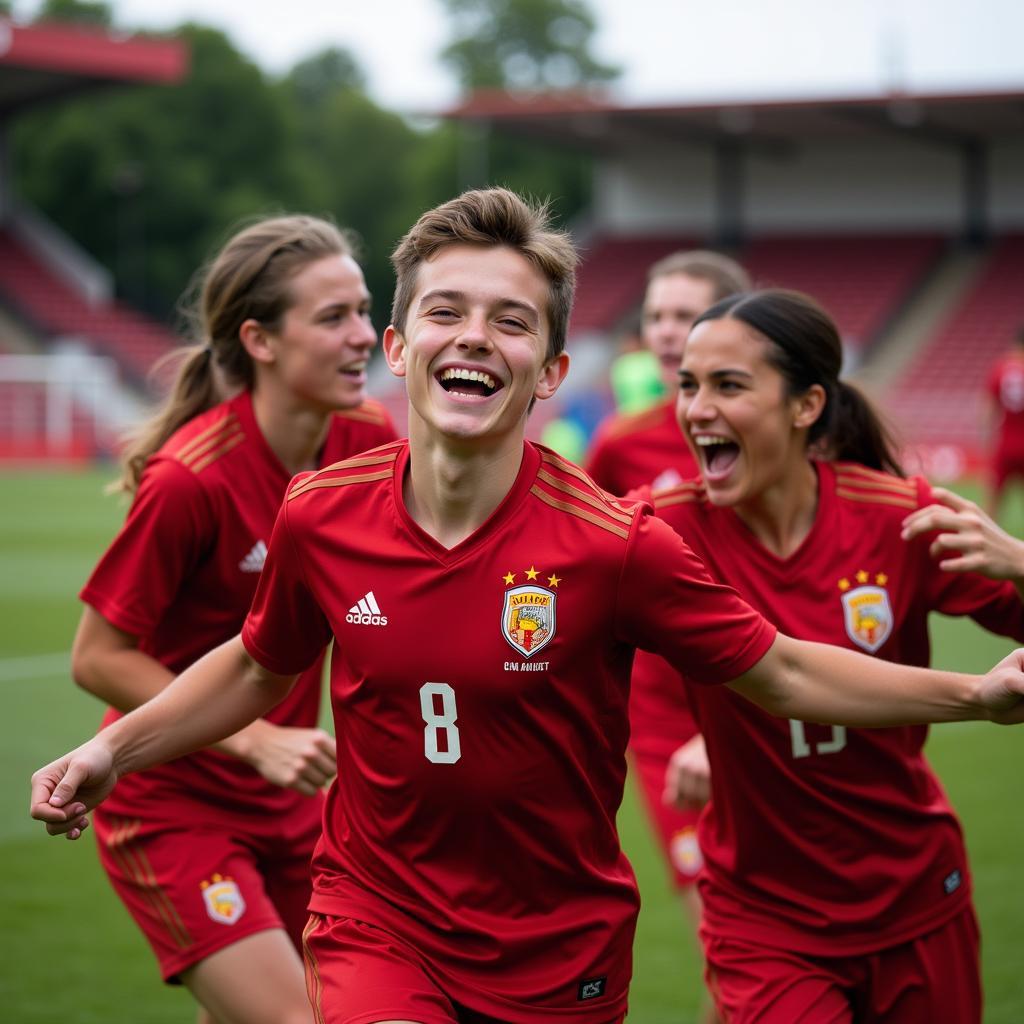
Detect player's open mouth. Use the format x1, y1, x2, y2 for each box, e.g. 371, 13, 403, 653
340, 361, 367, 378
437, 367, 501, 398
694, 435, 740, 480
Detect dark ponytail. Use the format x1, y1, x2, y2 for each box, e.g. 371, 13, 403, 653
692, 288, 904, 477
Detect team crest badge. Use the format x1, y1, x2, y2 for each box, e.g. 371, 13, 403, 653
200, 874, 246, 925
502, 584, 556, 658
841, 585, 893, 653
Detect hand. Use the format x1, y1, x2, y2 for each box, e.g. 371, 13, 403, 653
663, 734, 711, 810
242, 724, 337, 796
976, 648, 1024, 724
30, 740, 119, 840
901, 487, 1024, 580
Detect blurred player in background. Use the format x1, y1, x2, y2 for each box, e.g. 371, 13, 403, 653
68, 214, 395, 1024
647, 288, 1024, 1023
983, 324, 1024, 519
587, 249, 749, 1023
32, 192, 1024, 1024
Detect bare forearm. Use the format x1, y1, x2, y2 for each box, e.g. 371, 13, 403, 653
732, 634, 983, 727
101, 637, 295, 777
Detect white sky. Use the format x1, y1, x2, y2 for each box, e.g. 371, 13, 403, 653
12, 0, 1024, 112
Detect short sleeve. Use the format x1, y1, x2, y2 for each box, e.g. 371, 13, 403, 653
79, 458, 211, 637
617, 511, 776, 684
241, 492, 332, 675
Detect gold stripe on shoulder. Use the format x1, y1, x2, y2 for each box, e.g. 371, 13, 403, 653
176, 413, 239, 465
531, 485, 631, 539
836, 487, 917, 511
287, 469, 393, 501
539, 450, 631, 512
188, 430, 245, 474
318, 449, 400, 475
536, 468, 634, 526
335, 402, 389, 426
654, 488, 702, 510
834, 463, 915, 494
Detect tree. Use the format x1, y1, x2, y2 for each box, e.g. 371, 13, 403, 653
37, 0, 112, 27
284, 47, 366, 110
440, 0, 619, 92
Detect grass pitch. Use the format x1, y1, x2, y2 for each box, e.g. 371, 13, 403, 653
1, 468, 1022, 1021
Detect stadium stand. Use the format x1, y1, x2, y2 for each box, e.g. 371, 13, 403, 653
884, 233, 1024, 453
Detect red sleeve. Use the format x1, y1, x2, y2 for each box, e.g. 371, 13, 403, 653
617, 511, 777, 684
584, 429, 622, 495
79, 458, 211, 637
913, 477, 1024, 639
241, 491, 332, 675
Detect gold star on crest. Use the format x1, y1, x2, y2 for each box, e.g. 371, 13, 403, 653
838, 578, 851, 591
547, 573, 561, 588
525, 566, 540, 580
503, 571, 516, 585
856, 570, 869, 584
876, 573, 888, 586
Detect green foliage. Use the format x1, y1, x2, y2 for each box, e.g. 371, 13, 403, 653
439, 0, 619, 91
37, 0, 112, 27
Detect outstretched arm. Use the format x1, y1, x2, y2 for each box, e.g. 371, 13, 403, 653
30, 636, 298, 838
730, 633, 1024, 727
901, 486, 1024, 600
72, 609, 335, 795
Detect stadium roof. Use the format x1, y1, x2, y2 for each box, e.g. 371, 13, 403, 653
442, 87, 1024, 152
0, 18, 187, 116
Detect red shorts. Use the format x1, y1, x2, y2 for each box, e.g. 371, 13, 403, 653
94, 796, 322, 982
704, 906, 981, 1024
302, 914, 626, 1024
630, 750, 703, 890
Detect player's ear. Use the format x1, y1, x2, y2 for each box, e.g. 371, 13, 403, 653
534, 351, 570, 402
383, 325, 407, 379
239, 318, 275, 366
793, 383, 826, 430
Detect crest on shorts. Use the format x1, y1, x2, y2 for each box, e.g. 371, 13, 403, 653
670, 826, 703, 878
502, 584, 556, 658
840, 581, 892, 653
200, 874, 246, 925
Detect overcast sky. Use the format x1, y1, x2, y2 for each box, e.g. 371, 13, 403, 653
13, 0, 1024, 113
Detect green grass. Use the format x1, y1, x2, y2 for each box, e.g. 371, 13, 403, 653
2, 469, 1023, 1021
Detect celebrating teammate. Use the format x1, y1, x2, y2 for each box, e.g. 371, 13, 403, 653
646, 288, 1024, 1023
31, 191, 1024, 1024
983, 325, 1024, 518
586, 250, 749, 1019
65, 215, 395, 1024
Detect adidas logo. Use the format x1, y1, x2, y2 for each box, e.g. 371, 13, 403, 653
239, 540, 267, 573
346, 590, 388, 626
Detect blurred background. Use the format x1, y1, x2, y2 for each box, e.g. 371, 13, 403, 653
1, 1, 1023, 1020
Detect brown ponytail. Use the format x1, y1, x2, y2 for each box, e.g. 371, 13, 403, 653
111, 214, 355, 494
692, 288, 904, 477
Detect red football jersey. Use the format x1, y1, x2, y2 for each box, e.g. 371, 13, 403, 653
635, 460, 1024, 955
586, 400, 701, 759
241, 440, 775, 1022
81, 390, 396, 817
585, 398, 698, 497
987, 353, 1024, 458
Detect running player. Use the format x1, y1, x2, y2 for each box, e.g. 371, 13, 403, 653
648, 288, 1024, 1023
586, 251, 749, 1018
32, 192, 1024, 1024
984, 325, 1024, 519
67, 215, 395, 1024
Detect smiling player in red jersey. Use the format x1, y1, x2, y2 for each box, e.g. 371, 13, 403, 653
646, 289, 1024, 1023
32, 193, 1024, 1024
586, 251, 750, 1021
68, 215, 395, 1024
